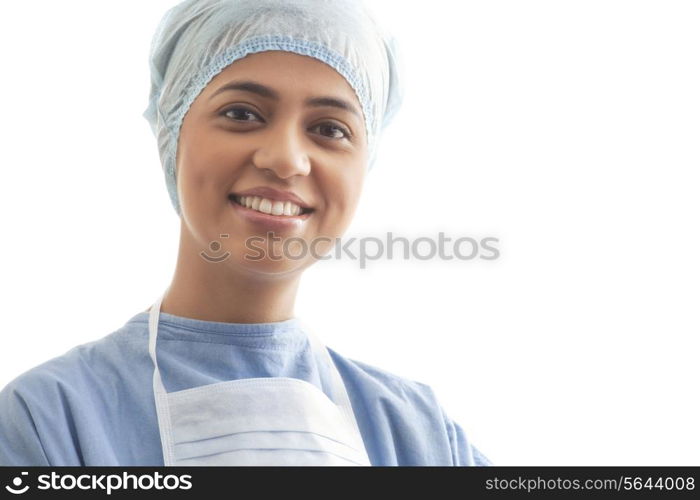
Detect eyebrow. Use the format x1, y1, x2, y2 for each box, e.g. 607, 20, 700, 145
208, 80, 362, 119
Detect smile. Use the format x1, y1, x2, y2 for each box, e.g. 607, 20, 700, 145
229, 194, 313, 217
228, 193, 313, 231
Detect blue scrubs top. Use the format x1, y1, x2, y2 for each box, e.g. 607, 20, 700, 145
0, 311, 491, 466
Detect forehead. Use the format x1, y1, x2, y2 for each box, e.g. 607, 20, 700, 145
203, 51, 359, 104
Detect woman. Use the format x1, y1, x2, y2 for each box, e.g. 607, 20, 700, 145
0, 0, 490, 466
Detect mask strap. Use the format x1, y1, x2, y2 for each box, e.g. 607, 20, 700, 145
148, 289, 176, 465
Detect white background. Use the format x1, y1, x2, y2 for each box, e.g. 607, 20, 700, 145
1, 0, 698, 465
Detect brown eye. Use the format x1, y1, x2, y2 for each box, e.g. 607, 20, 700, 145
312, 123, 351, 140
221, 106, 262, 122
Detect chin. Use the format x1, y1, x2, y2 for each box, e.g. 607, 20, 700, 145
234, 256, 313, 278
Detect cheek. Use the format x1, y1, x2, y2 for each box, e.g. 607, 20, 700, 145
177, 133, 236, 197
318, 164, 365, 228
337, 162, 366, 209
176, 153, 208, 207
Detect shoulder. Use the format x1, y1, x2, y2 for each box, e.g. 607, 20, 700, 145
3, 318, 146, 399
328, 349, 493, 466
0, 317, 147, 465
328, 348, 439, 405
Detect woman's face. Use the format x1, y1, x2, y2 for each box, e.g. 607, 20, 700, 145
176, 51, 368, 276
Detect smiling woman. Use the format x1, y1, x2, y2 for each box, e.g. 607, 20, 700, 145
172, 51, 368, 289
0, 0, 491, 466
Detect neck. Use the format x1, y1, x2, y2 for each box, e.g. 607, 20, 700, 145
159, 224, 301, 324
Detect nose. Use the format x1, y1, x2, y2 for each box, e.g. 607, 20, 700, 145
252, 120, 311, 179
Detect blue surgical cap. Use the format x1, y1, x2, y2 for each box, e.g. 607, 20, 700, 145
142, 0, 404, 216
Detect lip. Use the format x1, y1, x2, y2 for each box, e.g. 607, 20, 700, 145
231, 186, 313, 210
229, 197, 312, 232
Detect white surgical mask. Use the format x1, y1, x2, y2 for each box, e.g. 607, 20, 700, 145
148, 290, 371, 466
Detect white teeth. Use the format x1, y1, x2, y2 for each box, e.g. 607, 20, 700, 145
234, 195, 306, 217
258, 198, 272, 214
271, 201, 284, 216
